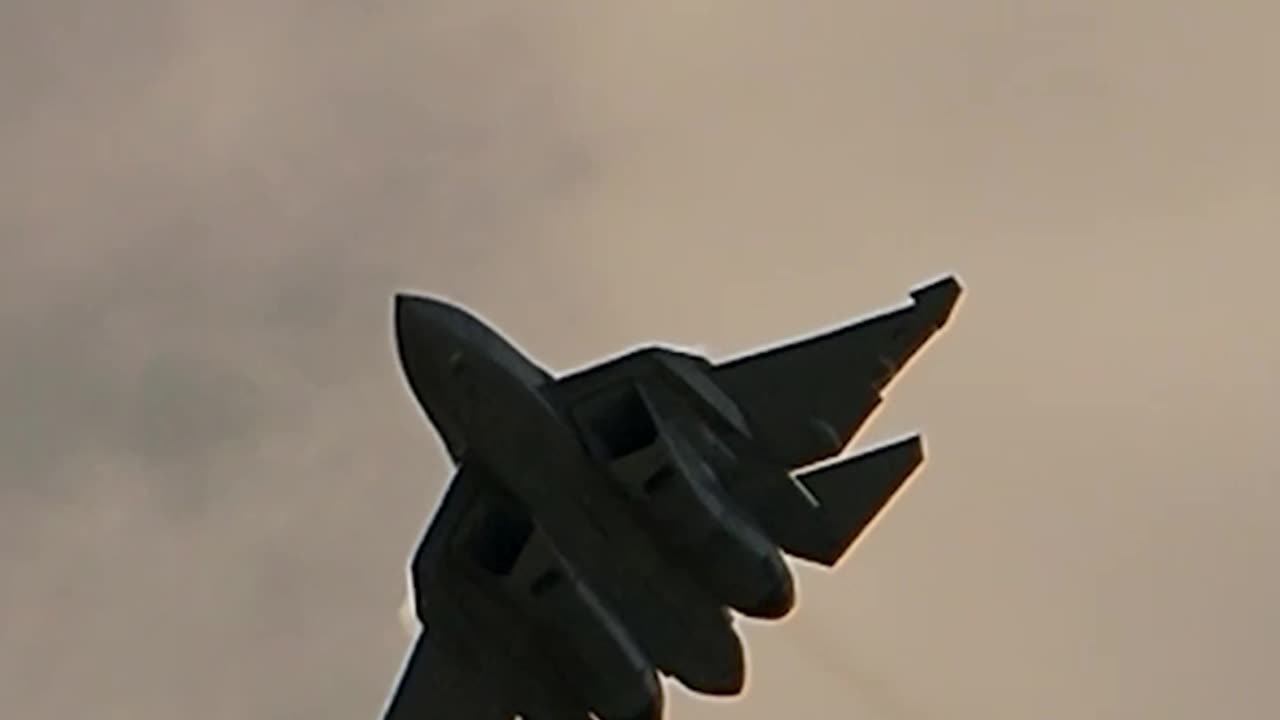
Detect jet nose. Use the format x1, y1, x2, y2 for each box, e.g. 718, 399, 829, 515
393, 293, 471, 368
395, 295, 435, 369
394, 293, 428, 346
394, 293, 448, 336
392, 293, 472, 459
393, 292, 413, 325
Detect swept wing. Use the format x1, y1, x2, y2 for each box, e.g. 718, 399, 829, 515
712, 275, 962, 468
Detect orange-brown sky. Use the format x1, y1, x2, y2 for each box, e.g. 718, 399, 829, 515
4, 2, 1278, 718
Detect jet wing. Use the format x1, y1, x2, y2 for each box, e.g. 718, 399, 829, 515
711, 276, 962, 468
382, 627, 508, 720
381, 465, 511, 720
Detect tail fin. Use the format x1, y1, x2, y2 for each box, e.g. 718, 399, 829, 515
787, 435, 925, 567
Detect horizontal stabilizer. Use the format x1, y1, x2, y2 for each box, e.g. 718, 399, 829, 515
787, 435, 925, 567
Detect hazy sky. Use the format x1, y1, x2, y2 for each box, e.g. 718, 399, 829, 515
4, 2, 1278, 719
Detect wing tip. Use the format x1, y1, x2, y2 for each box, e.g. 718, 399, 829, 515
909, 274, 964, 324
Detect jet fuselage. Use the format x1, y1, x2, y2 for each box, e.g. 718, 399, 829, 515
382, 274, 963, 720
394, 296, 785, 696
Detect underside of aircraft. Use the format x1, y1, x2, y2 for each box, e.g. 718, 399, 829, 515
382, 275, 963, 720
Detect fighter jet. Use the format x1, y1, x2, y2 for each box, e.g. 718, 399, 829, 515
382, 275, 963, 720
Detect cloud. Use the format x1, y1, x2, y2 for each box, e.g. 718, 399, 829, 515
5, 3, 1280, 720
2, 3, 598, 717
